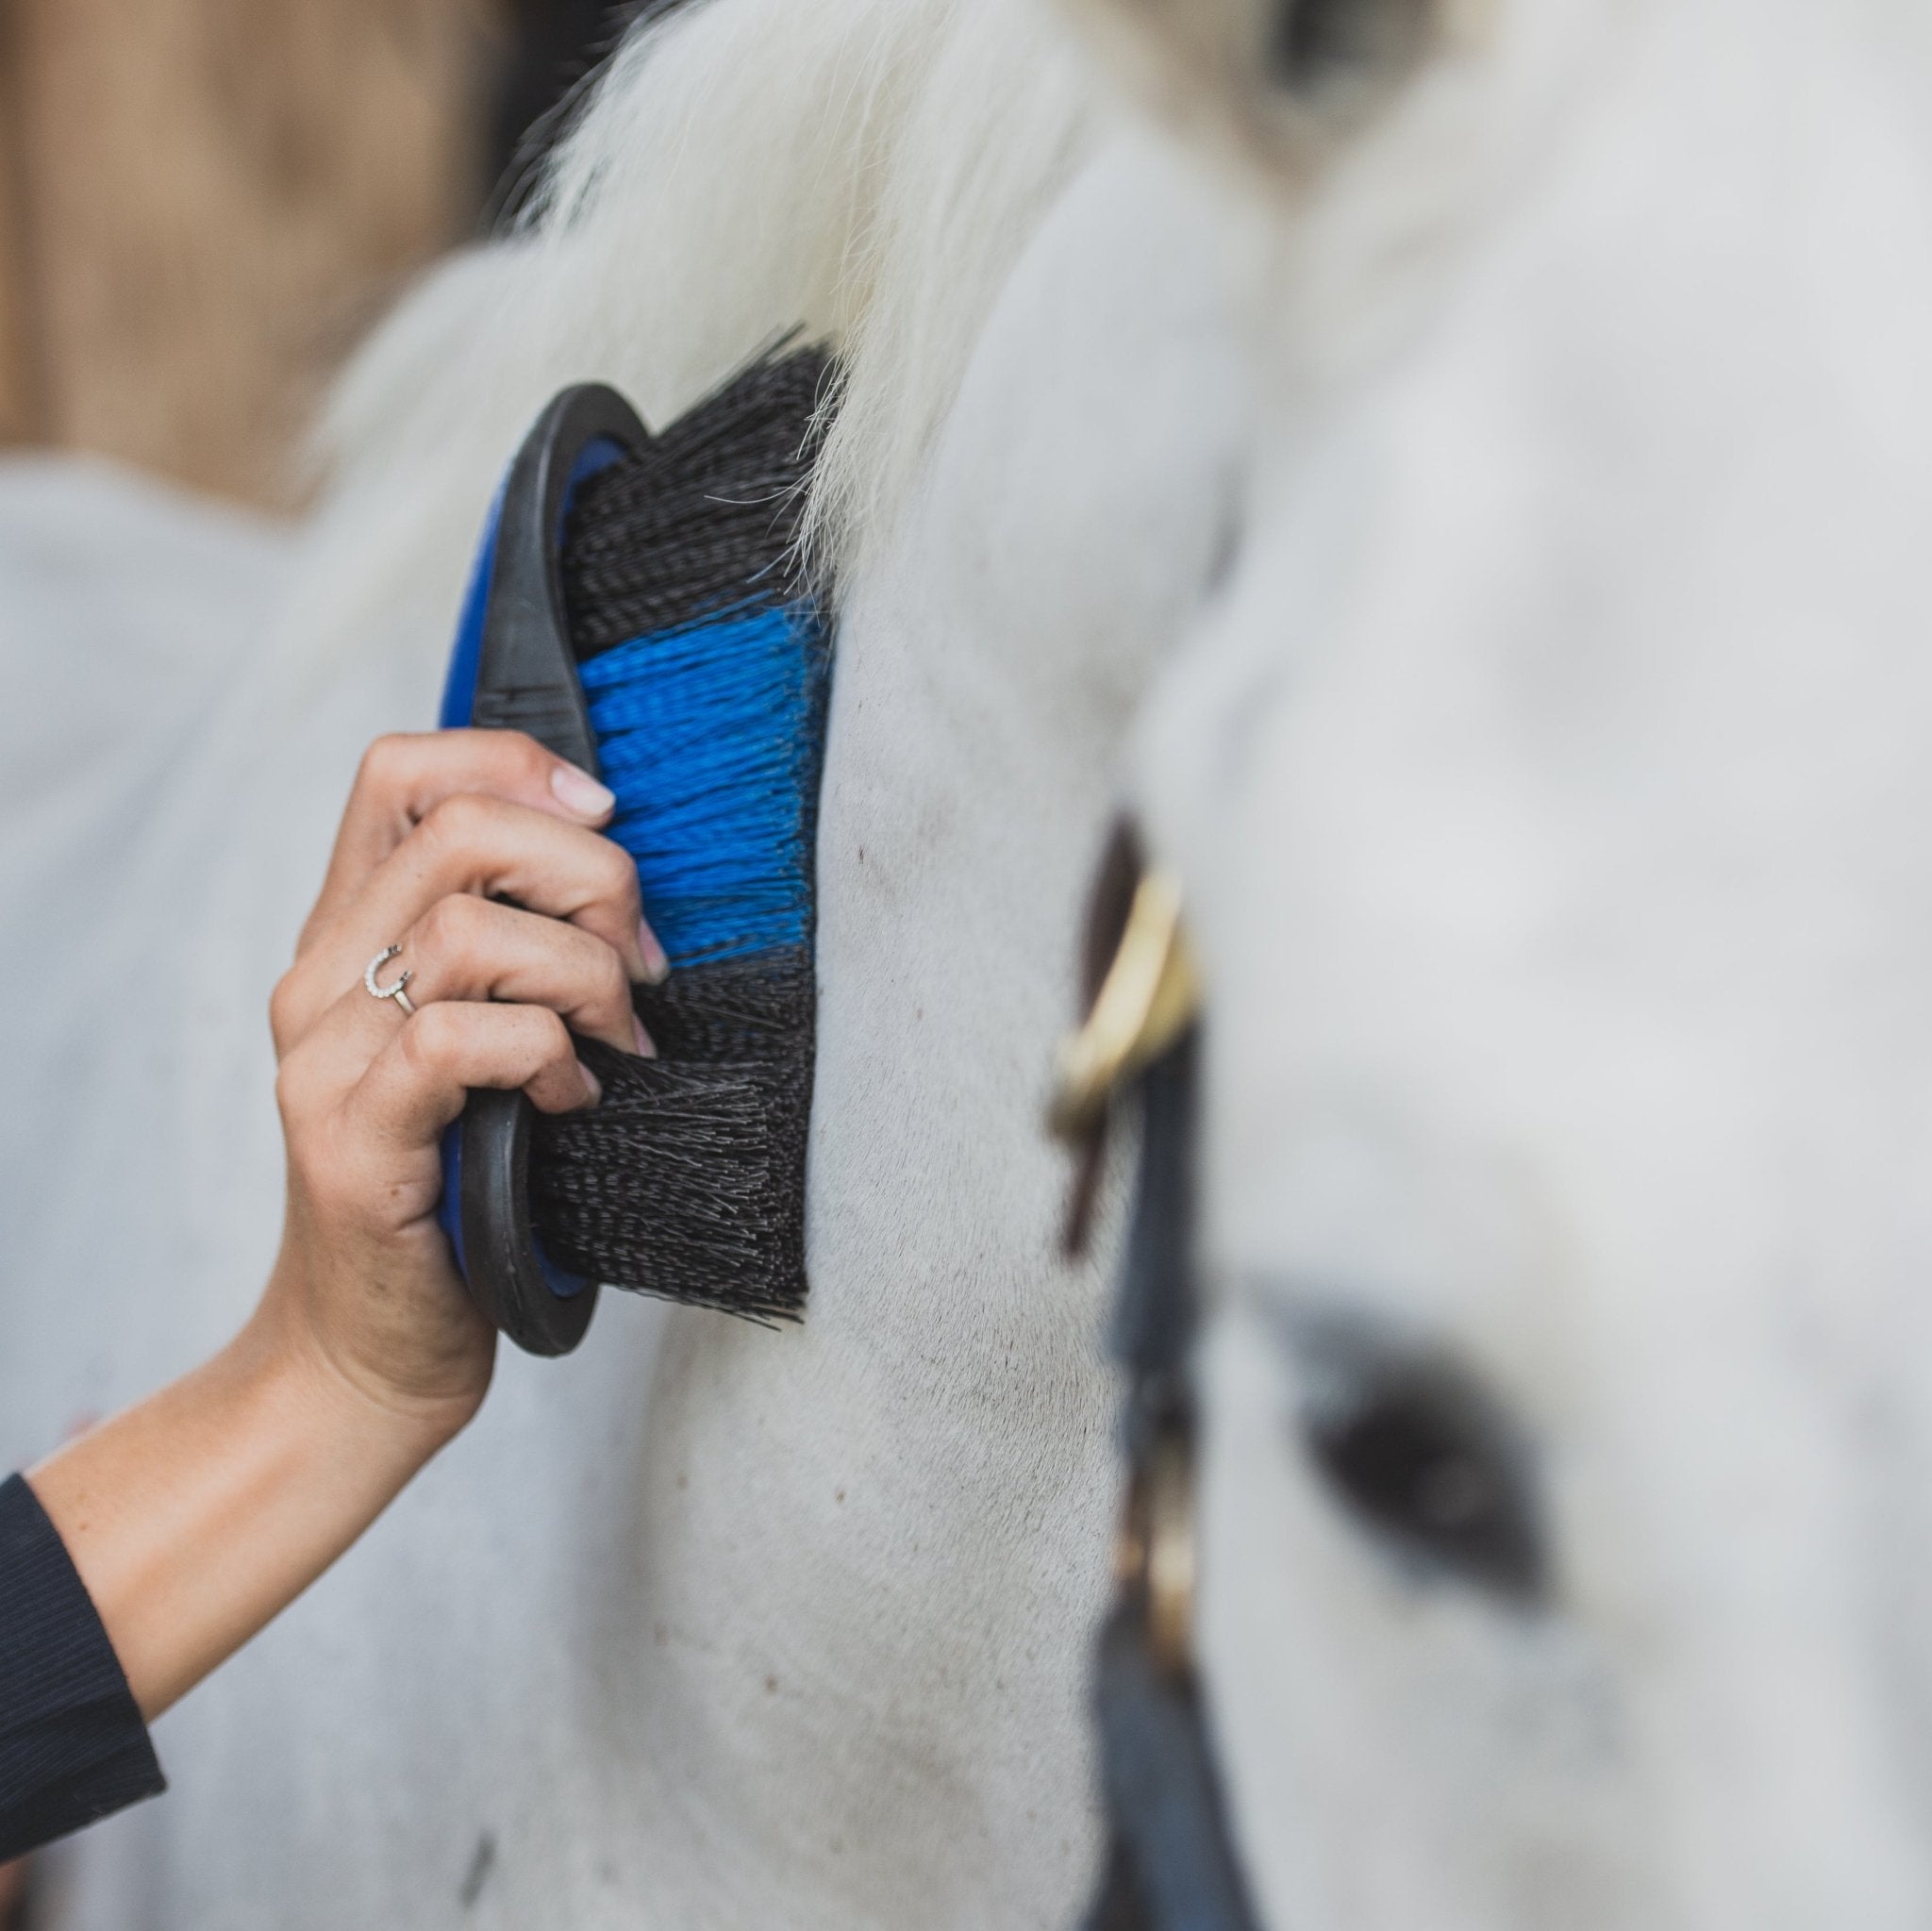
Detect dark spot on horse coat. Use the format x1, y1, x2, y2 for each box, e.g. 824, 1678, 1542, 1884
458, 1832, 496, 1909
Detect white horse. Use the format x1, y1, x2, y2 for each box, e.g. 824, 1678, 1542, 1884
1095, 0, 1932, 1923
31, 0, 1923, 1921
3, 2, 1257, 1924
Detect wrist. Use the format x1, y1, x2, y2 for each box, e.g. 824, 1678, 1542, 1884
237, 1291, 481, 1477
250, 1213, 493, 1453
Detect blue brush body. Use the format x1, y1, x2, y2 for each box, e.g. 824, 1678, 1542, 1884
436, 354, 834, 1349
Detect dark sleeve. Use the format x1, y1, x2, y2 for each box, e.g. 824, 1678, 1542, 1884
0, 1473, 164, 1860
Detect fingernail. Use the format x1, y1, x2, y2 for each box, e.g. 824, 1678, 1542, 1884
633, 1017, 657, 1060
551, 762, 616, 821
639, 920, 671, 985
577, 1061, 603, 1105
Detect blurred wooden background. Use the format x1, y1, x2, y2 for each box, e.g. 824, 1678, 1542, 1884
0, 0, 616, 508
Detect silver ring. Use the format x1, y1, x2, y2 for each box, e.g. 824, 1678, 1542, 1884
363, 944, 417, 1018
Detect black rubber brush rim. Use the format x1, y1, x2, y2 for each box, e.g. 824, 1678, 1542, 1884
460, 382, 649, 1357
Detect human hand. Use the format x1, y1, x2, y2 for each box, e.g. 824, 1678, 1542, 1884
258, 728, 663, 1440
30, 730, 664, 1721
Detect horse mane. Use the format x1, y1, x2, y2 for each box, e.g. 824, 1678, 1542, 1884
286, 0, 1102, 676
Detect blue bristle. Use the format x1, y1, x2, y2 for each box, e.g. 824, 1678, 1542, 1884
580, 598, 829, 968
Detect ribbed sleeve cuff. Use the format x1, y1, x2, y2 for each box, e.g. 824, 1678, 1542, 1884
0, 1472, 164, 1860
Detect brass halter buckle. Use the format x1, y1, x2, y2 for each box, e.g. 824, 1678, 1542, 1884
1048, 866, 1200, 1143
1117, 1421, 1198, 1681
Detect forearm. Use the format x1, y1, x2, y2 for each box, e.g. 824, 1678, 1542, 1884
25, 1307, 458, 1722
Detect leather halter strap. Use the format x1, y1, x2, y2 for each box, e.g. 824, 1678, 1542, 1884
1056, 848, 1262, 1931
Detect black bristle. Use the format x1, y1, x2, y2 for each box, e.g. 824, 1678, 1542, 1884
524, 341, 835, 1323
563, 344, 836, 654
629, 949, 816, 1059
531, 1039, 811, 1324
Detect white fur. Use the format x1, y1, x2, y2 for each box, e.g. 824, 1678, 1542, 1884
0, 454, 296, 1419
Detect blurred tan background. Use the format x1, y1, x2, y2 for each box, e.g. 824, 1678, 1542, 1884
0, 0, 614, 509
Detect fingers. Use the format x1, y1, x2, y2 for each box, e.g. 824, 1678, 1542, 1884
278, 1002, 601, 1240
355, 1002, 603, 1155
389, 894, 649, 1057
280, 791, 663, 1048
307, 731, 618, 941
275, 884, 648, 1140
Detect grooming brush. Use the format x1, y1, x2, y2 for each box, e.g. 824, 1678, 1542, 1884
435, 345, 834, 1356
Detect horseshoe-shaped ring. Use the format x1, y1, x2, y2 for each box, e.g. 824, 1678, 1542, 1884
363, 944, 417, 1018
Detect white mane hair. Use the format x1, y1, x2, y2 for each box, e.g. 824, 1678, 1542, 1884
291, 0, 1103, 686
